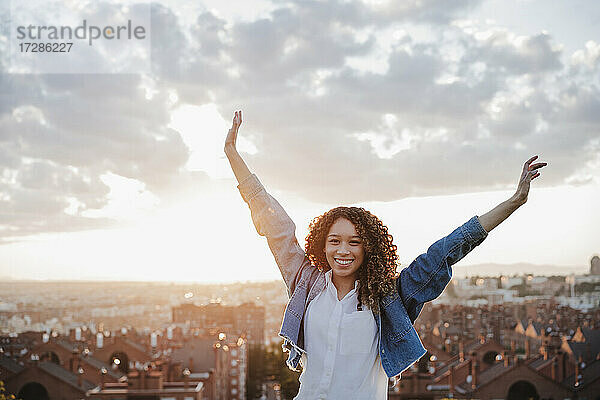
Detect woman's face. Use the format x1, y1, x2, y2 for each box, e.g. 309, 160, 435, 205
325, 217, 365, 280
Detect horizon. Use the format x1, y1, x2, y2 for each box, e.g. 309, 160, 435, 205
0, 260, 593, 284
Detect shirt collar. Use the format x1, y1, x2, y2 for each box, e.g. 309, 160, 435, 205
324, 269, 359, 298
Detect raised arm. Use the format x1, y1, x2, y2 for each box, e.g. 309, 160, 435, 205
478, 155, 547, 232
224, 111, 308, 295
398, 155, 547, 322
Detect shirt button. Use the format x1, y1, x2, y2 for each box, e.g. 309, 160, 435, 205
381, 349, 385, 354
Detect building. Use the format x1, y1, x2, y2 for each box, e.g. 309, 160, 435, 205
3, 359, 96, 400
87, 367, 204, 400
387, 303, 600, 399
561, 326, 600, 365
172, 302, 265, 346
388, 340, 597, 399
590, 255, 600, 275
0, 356, 25, 384
90, 333, 153, 374
170, 334, 247, 400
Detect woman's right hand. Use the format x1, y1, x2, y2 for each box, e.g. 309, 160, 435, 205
224, 110, 242, 153
224, 109, 251, 183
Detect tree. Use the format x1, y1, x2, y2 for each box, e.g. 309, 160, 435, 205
0, 381, 18, 400
246, 343, 300, 399
246, 344, 266, 399
272, 344, 300, 399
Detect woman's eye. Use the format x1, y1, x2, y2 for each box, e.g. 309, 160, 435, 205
351, 241, 361, 245
329, 239, 339, 244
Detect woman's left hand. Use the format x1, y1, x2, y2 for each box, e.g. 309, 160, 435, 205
513, 155, 547, 206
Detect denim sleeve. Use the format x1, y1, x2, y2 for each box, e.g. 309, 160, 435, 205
397, 216, 488, 323
237, 173, 307, 296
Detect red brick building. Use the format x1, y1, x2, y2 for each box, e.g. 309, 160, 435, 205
87, 367, 205, 400
389, 335, 600, 399
4, 359, 96, 400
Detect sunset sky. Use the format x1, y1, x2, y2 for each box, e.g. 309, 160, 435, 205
0, 0, 599, 282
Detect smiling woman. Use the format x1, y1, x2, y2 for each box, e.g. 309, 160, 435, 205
305, 207, 396, 311
224, 110, 546, 399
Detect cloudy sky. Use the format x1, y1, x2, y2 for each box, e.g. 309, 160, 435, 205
0, 0, 599, 282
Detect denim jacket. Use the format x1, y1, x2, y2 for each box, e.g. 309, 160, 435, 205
238, 173, 488, 378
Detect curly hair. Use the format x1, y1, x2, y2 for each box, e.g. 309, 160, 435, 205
305, 206, 399, 313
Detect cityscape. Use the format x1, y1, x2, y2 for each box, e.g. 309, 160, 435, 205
1, 257, 599, 399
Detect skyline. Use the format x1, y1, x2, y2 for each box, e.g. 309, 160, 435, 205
0, 0, 599, 283
0, 260, 593, 283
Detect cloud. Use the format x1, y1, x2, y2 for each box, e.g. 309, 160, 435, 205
0, 0, 598, 241
0, 3, 210, 240
183, 11, 597, 204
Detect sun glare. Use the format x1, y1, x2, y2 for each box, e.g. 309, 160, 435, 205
168, 103, 258, 180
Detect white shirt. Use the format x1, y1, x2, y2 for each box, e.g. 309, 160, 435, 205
294, 270, 389, 400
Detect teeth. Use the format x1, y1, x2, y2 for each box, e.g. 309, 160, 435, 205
335, 259, 353, 265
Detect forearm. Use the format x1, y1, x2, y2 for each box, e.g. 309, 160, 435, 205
477, 196, 522, 233
225, 145, 252, 185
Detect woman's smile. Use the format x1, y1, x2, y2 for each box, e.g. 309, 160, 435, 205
334, 257, 354, 266
325, 217, 365, 280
